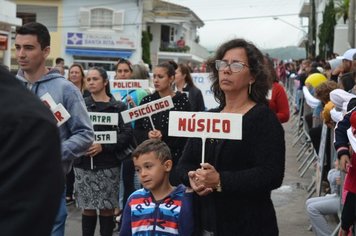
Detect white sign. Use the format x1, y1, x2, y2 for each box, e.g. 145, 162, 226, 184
52, 103, 71, 127
110, 80, 149, 90
89, 112, 118, 126
40, 93, 71, 127
41, 92, 57, 109
168, 111, 243, 163
121, 96, 174, 123
66, 32, 136, 49
168, 111, 242, 140
94, 131, 117, 144
191, 73, 219, 110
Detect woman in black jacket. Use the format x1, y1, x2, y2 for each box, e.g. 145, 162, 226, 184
177, 39, 285, 236
135, 61, 191, 186
174, 63, 205, 111
73, 67, 132, 236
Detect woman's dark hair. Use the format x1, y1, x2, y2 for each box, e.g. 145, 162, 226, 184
156, 61, 176, 77
264, 56, 278, 84
206, 38, 269, 107
115, 58, 133, 72
88, 66, 111, 96
178, 63, 195, 87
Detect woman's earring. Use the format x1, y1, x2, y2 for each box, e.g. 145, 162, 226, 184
248, 83, 252, 95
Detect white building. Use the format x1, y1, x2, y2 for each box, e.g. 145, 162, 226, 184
299, 0, 354, 57
62, 0, 143, 70
0, 0, 21, 68
143, 0, 210, 68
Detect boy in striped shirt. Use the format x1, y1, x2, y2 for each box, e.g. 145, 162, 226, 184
119, 139, 194, 236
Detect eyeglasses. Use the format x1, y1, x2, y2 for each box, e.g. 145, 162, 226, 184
215, 60, 249, 73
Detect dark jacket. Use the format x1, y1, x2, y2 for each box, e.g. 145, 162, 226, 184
177, 104, 285, 236
74, 95, 132, 170
183, 84, 205, 111
0, 67, 64, 236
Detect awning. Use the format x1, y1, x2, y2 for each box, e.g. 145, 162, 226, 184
65, 48, 133, 58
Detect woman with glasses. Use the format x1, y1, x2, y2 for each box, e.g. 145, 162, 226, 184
135, 61, 191, 186
174, 63, 206, 111
177, 38, 285, 235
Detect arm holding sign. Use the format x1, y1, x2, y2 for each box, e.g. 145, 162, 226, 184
61, 85, 94, 163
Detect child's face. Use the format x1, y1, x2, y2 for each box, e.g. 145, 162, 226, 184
134, 152, 172, 192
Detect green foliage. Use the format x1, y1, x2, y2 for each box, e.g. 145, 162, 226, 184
160, 45, 190, 53
318, 0, 337, 58
142, 31, 151, 65
335, 0, 349, 23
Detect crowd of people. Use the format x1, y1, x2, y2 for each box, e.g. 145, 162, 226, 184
273, 46, 356, 235
12, 19, 356, 236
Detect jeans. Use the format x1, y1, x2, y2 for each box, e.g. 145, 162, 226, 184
51, 189, 68, 236
306, 193, 339, 236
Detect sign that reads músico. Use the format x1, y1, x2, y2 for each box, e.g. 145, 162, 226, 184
121, 96, 174, 123
89, 112, 118, 125
109, 79, 149, 90
168, 111, 242, 140
94, 131, 117, 144
40, 92, 71, 127
168, 111, 243, 163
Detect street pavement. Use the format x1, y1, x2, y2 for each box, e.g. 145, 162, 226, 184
65, 118, 331, 236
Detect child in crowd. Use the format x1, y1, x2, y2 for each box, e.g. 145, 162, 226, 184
119, 139, 194, 236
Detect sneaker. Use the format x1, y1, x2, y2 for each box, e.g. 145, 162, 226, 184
66, 197, 74, 206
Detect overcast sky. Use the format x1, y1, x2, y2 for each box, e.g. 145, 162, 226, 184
168, 0, 306, 50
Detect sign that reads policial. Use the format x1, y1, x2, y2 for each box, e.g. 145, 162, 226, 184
121, 96, 174, 123
89, 112, 118, 126
109, 80, 149, 90
168, 111, 242, 140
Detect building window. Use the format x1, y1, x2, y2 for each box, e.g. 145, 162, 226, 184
91, 8, 113, 29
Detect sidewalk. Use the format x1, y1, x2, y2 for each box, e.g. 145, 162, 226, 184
65, 119, 319, 236
273, 120, 314, 236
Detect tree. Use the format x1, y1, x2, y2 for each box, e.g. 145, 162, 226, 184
335, 0, 349, 23
318, 0, 337, 58
141, 31, 152, 65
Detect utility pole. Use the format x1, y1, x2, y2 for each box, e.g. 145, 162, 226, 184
349, 0, 355, 47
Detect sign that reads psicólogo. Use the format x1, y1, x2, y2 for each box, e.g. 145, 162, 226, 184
168, 111, 242, 140
109, 80, 149, 90
89, 112, 118, 126
121, 96, 174, 123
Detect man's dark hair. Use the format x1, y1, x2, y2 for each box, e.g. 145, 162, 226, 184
55, 57, 64, 65
16, 22, 50, 49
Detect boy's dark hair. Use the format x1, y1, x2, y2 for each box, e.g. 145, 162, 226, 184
132, 139, 171, 163
55, 57, 64, 65
16, 22, 50, 50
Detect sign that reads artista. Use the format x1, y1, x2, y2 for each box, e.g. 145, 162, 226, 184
40, 92, 71, 127
110, 80, 149, 90
168, 111, 243, 140
94, 131, 117, 144
88, 112, 119, 144
121, 96, 174, 123
89, 112, 118, 126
